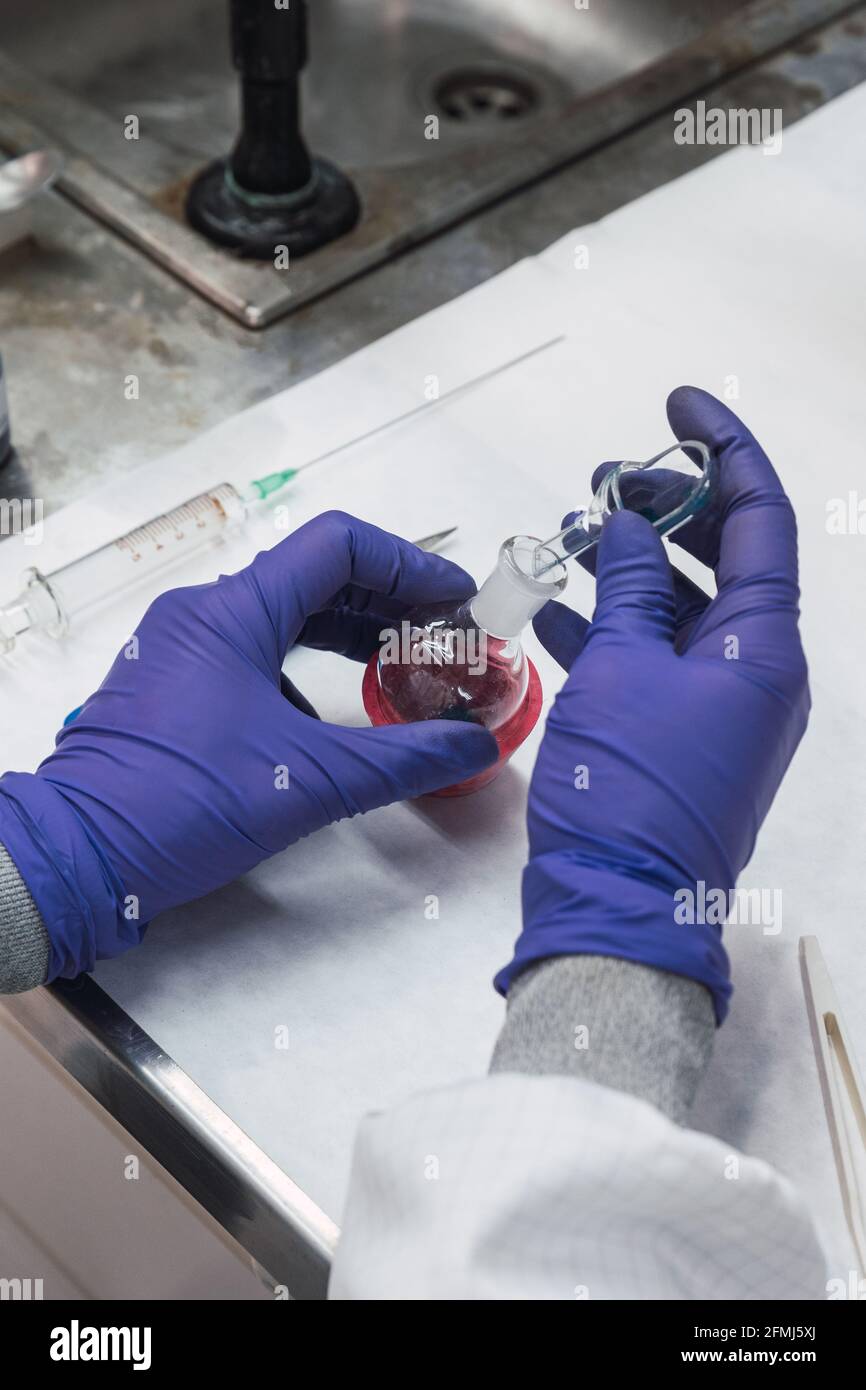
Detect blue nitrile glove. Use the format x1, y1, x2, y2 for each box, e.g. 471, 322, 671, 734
0, 512, 497, 980
495, 388, 810, 1023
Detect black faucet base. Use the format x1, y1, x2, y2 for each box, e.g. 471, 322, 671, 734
186, 155, 360, 261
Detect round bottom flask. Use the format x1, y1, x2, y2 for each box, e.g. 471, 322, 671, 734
362, 536, 566, 796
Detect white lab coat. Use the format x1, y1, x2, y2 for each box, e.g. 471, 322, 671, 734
329, 1073, 826, 1300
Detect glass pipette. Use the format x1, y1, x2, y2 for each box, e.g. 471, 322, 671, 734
0, 468, 299, 654
532, 440, 713, 577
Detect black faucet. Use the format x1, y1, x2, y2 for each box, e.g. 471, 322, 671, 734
186, 0, 360, 259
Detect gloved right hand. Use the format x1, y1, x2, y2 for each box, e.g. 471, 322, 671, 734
496, 388, 810, 1022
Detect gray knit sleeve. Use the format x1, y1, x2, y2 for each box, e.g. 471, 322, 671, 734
490, 954, 715, 1125
0, 843, 51, 993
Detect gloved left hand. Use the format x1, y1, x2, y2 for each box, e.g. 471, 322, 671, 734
0, 512, 497, 980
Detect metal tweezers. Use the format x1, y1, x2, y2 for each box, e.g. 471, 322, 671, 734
800, 934, 866, 1275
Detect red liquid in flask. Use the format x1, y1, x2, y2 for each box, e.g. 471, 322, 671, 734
362, 592, 546, 797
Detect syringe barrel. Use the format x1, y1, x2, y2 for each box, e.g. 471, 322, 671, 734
44, 483, 245, 625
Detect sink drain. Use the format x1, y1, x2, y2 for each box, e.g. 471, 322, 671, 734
433, 68, 540, 122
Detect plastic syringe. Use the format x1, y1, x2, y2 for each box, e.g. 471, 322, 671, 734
0, 468, 297, 654
0, 334, 567, 656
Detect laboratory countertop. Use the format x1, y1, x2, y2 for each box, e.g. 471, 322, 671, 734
2, 9, 866, 1298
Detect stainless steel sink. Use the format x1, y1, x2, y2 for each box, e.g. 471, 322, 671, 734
0, 0, 851, 325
